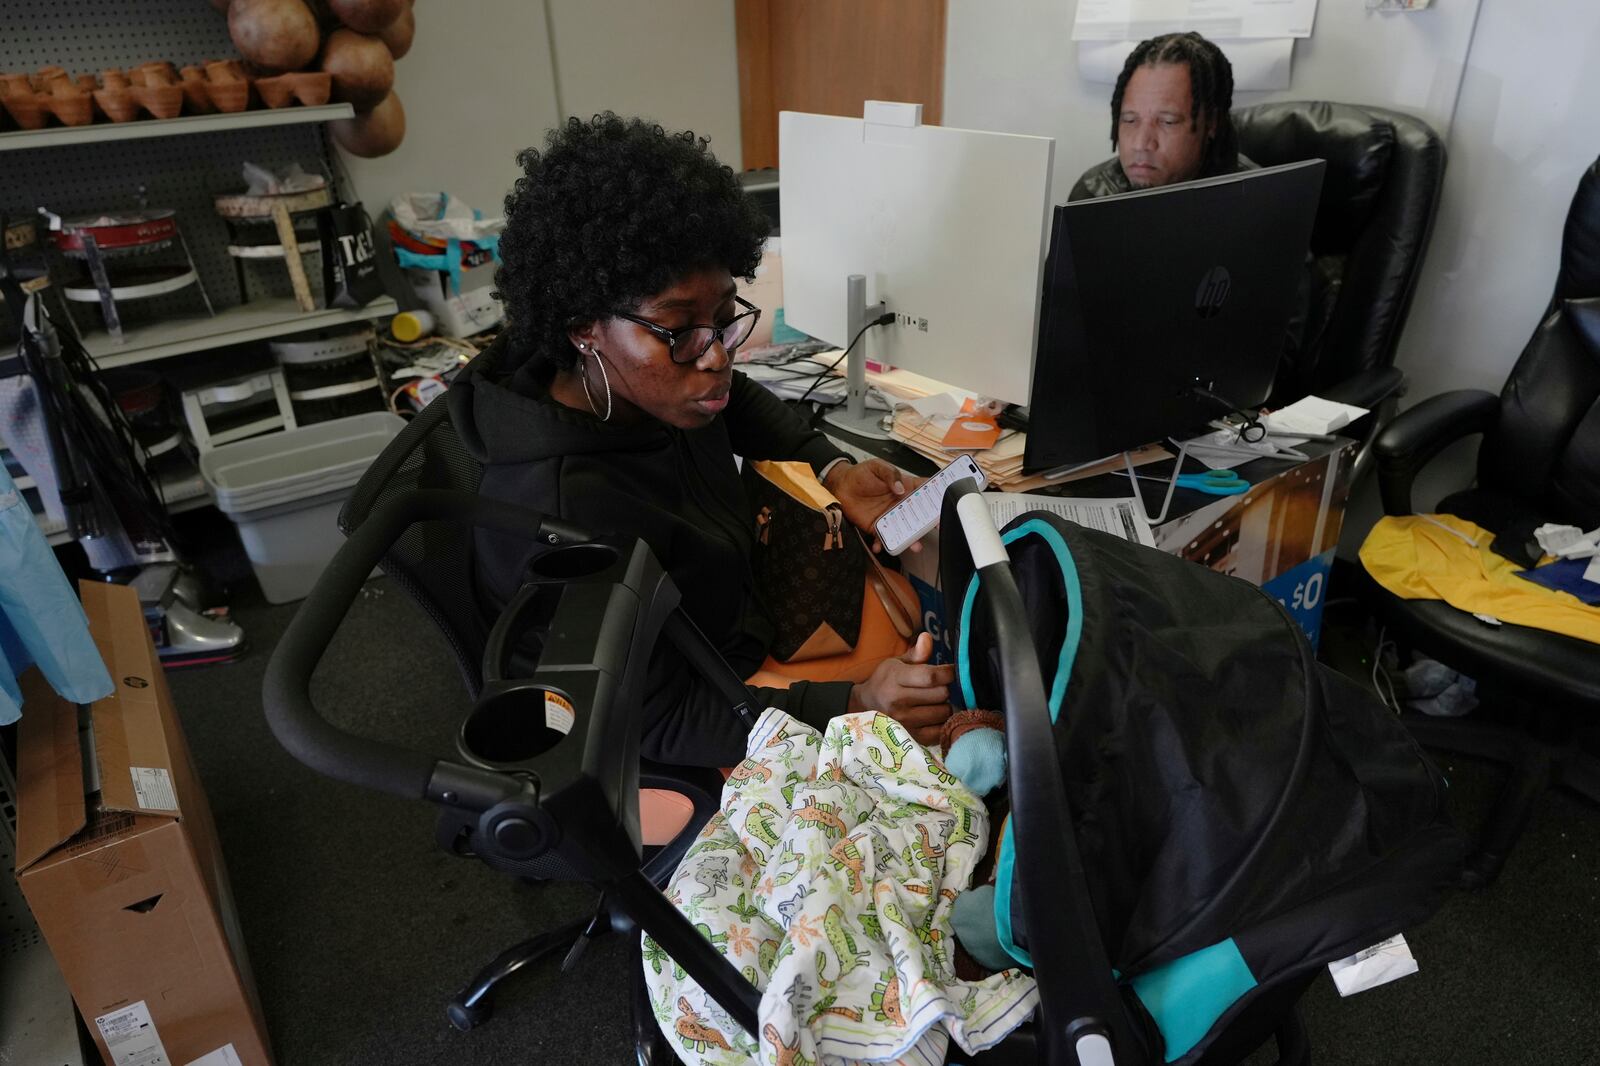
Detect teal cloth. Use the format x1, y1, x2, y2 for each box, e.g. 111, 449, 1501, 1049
946, 727, 1007, 795
1129, 939, 1258, 1061
951, 884, 1015, 973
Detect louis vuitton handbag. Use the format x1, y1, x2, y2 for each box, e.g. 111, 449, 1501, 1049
744, 460, 916, 663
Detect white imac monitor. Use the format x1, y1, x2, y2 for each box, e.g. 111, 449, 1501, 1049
779, 102, 1054, 436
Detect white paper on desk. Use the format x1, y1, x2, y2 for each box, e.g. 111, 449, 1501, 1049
985, 492, 1156, 547
1072, 0, 1318, 41
1078, 37, 1294, 90
1264, 395, 1368, 435
905, 391, 976, 420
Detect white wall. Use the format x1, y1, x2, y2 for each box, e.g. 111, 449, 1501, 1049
546, 0, 743, 168
339, 0, 561, 217
339, 0, 744, 217
1395, 0, 1600, 404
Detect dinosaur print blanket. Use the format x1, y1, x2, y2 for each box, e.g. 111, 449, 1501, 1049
643, 708, 1037, 1066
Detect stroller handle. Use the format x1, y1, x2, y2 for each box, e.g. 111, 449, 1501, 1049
262, 488, 588, 804
942, 480, 1143, 1066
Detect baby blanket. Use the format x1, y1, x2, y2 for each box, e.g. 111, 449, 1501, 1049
644, 708, 1036, 1065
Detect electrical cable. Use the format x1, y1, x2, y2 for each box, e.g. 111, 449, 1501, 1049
795, 312, 895, 406
1370, 624, 1400, 713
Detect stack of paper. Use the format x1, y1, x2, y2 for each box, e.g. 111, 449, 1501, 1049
891, 408, 1167, 492
985, 492, 1155, 547
1263, 395, 1368, 436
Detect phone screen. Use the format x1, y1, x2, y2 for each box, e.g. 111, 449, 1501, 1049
873, 454, 988, 555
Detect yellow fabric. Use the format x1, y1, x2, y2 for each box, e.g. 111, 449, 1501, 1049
1359, 514, 1600, 645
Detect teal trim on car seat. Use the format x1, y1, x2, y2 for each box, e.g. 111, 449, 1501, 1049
954, 518, 1084, 967
1130, 939, 1258, 1061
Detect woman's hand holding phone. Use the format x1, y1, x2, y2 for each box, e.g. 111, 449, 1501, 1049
824, 457, 928, 553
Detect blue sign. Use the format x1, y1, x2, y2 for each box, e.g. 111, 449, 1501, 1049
907, 573, 953, 664
1261, 549, 1336, 648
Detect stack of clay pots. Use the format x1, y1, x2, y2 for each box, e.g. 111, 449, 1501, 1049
0, 60, 324, 130
225, 0, 414, 157
0, 0, 414, 157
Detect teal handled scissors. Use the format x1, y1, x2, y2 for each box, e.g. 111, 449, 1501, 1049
1174, 468, 1250, 495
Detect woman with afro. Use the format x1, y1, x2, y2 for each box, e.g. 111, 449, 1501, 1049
450, 114, 952, 769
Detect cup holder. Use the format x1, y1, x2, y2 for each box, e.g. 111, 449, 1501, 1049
459, 684, 577, 767
527, 542, 620, 580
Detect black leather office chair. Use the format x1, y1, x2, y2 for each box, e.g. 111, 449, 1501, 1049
1233, 101, 1446, 480
1363, 156, 1600, 887
335, 395, 724, 1032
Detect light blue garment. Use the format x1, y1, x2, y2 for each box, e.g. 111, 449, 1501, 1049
946, 726, 1007, 795
0, 467, 113, 723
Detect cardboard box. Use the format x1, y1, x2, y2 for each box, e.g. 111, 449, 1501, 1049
14, 581, 273, 1066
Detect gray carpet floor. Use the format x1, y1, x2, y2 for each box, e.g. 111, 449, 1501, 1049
163, 573, 1600, 1065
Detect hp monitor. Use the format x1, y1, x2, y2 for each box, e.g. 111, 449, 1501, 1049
1023, 159, 1325, 470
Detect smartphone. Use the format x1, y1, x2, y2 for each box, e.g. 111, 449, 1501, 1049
873, 453, 988, 555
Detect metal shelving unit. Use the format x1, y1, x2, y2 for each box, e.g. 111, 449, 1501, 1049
84, 295, 398, 369
0, 103, 354, 153
3, 0, 402, 545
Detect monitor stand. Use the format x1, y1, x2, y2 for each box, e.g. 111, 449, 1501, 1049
1123, 439, 1199, 526
821, 274, 893, 441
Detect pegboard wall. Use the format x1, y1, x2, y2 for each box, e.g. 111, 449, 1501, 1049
0, 0, 356, 337
0, 0, 236, 72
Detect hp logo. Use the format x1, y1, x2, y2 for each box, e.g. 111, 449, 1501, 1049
1195, 266, 1231, 319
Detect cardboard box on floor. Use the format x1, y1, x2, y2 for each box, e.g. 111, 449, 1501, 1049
13, 581, 273, 1066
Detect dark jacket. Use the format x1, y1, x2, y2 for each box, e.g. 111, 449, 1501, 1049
448, 340, 856, 767
1068, 153, 1258, 202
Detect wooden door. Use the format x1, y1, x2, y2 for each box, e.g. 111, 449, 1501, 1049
735, 0, 948, 171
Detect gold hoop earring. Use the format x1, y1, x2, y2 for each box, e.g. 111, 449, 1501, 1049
577, 344, 612, 422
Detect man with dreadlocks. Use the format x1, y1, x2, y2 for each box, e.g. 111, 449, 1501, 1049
1070, 32, 1252, 200
1071, 31, 1316, 393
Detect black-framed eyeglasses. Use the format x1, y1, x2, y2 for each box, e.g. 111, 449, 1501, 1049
611, 296, 762, 364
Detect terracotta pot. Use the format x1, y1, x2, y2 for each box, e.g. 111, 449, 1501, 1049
179, 66, 216, 114
0, 81, 47, 131
134, 62, 180, 87
93, 85, 141, 122
375, 3, 413, 59
131, 83, 184, 119
202, 60, 252, 111
320, 27, 393, 111
44, 96, 93, 126
328, 0, 404, 34
229, 0, 321, 73
255, 71, 332, 108
329, 87, 403, 156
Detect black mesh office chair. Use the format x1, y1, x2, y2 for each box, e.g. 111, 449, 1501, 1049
335, 395, 726, 1031
1363, 156, 1600, 886
1233, 101, 1446, 481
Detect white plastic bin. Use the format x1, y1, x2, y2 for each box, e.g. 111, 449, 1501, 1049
200, 412, 404, 603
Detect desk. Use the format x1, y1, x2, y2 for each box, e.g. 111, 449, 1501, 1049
813, 408, 1357, 648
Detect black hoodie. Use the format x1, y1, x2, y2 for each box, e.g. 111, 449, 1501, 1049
449, 340, 856, 767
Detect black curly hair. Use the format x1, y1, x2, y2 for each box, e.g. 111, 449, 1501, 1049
1109, 32, 1238, 176
494, 113, 770, 382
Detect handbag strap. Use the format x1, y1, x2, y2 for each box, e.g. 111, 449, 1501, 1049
857, 527, 918, 640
